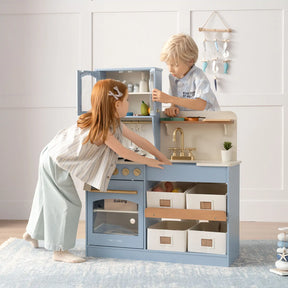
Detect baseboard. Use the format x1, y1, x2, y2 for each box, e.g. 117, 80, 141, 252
240, 200, 288, 222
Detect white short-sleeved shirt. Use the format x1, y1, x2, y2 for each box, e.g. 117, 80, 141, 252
46, 123, 122, 191
169, 65, 220, 111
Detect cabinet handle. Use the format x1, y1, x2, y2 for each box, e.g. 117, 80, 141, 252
105, 189, 137, 194
86, 186, 137, 194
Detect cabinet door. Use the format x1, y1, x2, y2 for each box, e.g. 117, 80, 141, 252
87, 180, 144, 249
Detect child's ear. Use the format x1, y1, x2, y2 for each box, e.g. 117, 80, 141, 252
115, 100, 120, 109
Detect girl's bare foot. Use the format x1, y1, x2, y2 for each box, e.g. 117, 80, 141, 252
53, 250, 85, 263
23, 232, 39, 248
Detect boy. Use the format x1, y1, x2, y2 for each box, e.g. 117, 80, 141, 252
152, 33, 219, 117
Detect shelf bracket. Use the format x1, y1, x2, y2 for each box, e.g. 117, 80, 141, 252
224, 124, 228, 136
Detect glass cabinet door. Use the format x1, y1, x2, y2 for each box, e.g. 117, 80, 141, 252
93, 199, 139, 236
87, 180, 144, 249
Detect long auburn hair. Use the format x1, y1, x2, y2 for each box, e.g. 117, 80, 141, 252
77, 79, 127, 144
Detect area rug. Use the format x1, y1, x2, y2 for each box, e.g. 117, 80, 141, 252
0, 238, 286, 288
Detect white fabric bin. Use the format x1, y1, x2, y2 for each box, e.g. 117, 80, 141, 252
186, 183, 227, 211
147, 220, 197, 252
188, 221, 227, 255
147, 182, 193, 209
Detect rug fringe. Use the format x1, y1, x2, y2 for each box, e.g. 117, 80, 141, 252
0, 237, 17, 250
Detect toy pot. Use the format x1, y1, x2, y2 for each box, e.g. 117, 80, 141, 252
221, 149, 232, 162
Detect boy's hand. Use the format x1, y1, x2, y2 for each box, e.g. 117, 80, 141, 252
164, 106, 180, 117
152, 89, 171, 103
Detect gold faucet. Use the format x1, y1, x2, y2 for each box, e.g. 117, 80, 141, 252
173, 128, 185, 156
169, 127, 195, 160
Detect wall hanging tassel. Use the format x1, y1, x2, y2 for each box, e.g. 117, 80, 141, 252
203, 40, 207, 51
202, 61, 208, 72
214, 39, 219, 52
223, 41, 229, 58
214, 76, 217, 91
224, 61, 229, 74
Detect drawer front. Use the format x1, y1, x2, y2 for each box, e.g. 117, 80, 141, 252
147, 164, 227, 183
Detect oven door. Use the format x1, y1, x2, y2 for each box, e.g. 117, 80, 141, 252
86, 180, 144, 249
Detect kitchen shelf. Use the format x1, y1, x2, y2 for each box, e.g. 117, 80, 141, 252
161, 119, 234, 124
122, 116, 152, 124
145, 207, 227, 222
128, 92, 152, 95
93, 209, 138, 214
161, 119, 234, 136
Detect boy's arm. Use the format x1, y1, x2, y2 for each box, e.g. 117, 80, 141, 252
169, 96, 207, 110
152, 88, 206, 111
121, 124, 171, 165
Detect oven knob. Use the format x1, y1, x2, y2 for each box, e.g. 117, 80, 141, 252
133, 168, 141, 176
122, 168, 130, 176
130, 218, 136, 224
113, 168, 119, 175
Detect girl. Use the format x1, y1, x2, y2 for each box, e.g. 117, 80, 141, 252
23, 79, 171, 263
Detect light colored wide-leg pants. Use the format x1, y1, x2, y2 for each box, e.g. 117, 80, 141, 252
26, 147, 82, 251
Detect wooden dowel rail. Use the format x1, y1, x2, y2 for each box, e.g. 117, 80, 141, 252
145, 207, 227, 222
199, 27, 232, 33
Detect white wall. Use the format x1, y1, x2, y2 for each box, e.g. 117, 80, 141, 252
1, 0, 287, 222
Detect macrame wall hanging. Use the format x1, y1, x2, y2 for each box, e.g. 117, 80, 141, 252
198, 11, 232, 91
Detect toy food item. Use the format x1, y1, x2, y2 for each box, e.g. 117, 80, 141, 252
141, 101, 149, 116
164, 182, 173, 192
152, 186, 164, 192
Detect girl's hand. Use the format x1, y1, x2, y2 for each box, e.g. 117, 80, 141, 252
152, 89, 171, 103
157, 154, 172, 165
145, 158, 166, 169
165, 106, 179, 117
159, 157, 172, 165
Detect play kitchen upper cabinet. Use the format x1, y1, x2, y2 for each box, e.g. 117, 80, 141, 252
77, 67, 162, 149
77, 67, 162, 117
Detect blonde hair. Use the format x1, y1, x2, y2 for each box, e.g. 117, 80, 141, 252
77, 79, 127, 144
160, 33, 198, 64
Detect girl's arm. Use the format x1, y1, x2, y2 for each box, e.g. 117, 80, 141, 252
121, 124, 171, 165
104, 131, 169, 169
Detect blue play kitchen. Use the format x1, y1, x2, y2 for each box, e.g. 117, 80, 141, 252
78, 67, 240, 267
